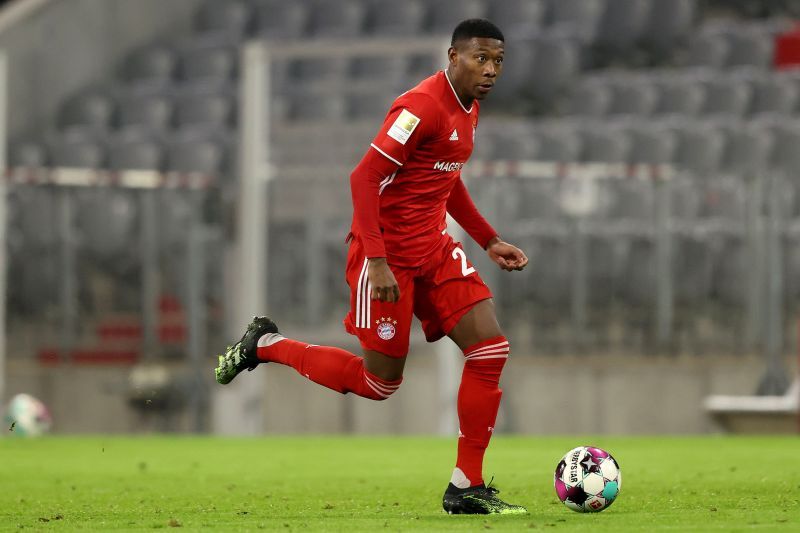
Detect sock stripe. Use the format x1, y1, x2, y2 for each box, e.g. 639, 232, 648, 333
465, 347, 509, 358
364, 374, 401, 395
465, 354, 509, 361
464, 341, 509, 358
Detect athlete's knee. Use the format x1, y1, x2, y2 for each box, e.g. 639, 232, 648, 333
361, 367, 402, 401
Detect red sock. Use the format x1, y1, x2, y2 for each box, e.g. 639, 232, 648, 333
453, 336, 509, 488
256, 335, 402, 400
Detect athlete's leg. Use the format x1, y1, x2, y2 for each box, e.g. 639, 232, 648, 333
235, 238, 411, 400
254, 336, 403, 400
447, 299, 509, 489
447, 298, 502, 351
363, 349, 406, 381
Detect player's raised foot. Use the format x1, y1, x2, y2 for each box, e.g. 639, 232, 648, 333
442, 482, 528, 515
214, 316, 280, 385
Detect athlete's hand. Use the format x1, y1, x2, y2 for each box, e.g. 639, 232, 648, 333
368, 258, 401, 303
486, 239, 528, 272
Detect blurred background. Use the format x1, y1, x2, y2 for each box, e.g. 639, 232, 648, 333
0, 0, 798, 437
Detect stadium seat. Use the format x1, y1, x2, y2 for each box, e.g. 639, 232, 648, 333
307, 0, 368, 38
529, 33, 581, 105
564, 80, 612, 117
175, 92, 236, 130
290, 57, 349, 85
700, 78, 752, 116
627, 123, 677, 164
48, 130, 106, 168
9, 140, 49, 167
709, 233, 748, 307
179, 43, 238, 83
345, 89, 393, 121
427, 0, 487, 35
58, 90, 116, 131
251, 0, 309, 39
652, 77, 705, 116
640, 0, 698, 62
719, 123, 773, 176
585, 232, 625, 306
769, 120, 800, 173
607, 79, 658, 116
527, 233, 572, 309
749, 75, 800, 115
288, 91, 347, 121
683, 31, 730, 68
580, 126, 632, 163
488, 0, 545, 40
349, 56, 409, 88
672, 231, 714, 307
117, 94, 174, 133
702, 177, 747, 221
491, 129, 540, 160
365, 0, 426, 36
670, 176, 702, 220
194, 0, 252, 41
10, 187, 60, 249
672, 120, 725, 176
607, 179, 655, 220
617, 235, 656, 307
123, 44, 177, 88
534, 125, 583, 163
726, 26, 776, 68
545, 0, 606, 43
75, 188, 139, 260
595, 0, 654, 60
107, 135, 164, 171
166, 137, 226, 174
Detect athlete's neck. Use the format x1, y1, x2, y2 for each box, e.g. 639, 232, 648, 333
446, 67, 474, 109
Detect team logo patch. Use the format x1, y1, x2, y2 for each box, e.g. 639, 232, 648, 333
375, 317, 397, 340
387, 109, 420, 145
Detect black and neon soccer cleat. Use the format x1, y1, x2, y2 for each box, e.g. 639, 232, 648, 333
442, 482, 528, 515
214, 316, 280, 385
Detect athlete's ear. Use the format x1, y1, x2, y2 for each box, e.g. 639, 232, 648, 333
448, 46, 458, 66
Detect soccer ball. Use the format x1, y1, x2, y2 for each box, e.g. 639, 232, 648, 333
3, 393, 52, 437
554, 446, 621, 512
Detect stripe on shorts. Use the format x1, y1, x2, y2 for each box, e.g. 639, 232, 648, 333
355, 258, 369, 328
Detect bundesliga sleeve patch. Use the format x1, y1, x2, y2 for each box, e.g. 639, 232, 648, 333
386, 109, 421, 145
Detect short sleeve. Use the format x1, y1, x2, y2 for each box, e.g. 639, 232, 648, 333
369, 93, 438, 166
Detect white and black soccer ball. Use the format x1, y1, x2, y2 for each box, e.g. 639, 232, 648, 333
3, 393, 52, 437
554, 446, 621, 512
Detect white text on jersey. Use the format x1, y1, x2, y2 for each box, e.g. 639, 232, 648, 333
433, 161, 465, 172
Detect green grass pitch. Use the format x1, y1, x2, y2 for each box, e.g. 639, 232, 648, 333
2, 435, 799, 531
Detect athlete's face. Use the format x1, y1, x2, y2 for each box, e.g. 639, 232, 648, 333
447, 37, 505, 103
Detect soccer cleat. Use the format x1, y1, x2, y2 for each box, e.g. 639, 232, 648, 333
214, 316, 279, 385
442, 482, 528, 515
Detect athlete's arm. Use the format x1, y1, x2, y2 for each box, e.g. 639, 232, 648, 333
446, 177, 498, 248
350, 147, 402, 302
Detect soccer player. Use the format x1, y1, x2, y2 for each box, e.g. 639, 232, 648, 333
215, 19, 528, 515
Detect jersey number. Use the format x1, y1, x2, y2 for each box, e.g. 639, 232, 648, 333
452, 247, 476, 276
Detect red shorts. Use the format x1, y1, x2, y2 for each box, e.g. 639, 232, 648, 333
343, 235, 493, 358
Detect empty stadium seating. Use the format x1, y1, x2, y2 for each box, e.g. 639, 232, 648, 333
9, 0, 800, 356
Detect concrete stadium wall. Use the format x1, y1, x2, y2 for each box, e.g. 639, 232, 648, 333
0, 0, 202, 140
5, 345, 795, 435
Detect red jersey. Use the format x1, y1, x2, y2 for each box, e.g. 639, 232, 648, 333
350, 70, 496, 267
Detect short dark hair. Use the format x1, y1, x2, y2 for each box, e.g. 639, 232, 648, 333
451, 19, 504, 46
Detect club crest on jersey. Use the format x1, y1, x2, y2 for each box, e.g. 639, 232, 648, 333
434, 161, 465, 172
387, 109, 420, 145
375, 317, 397, 340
